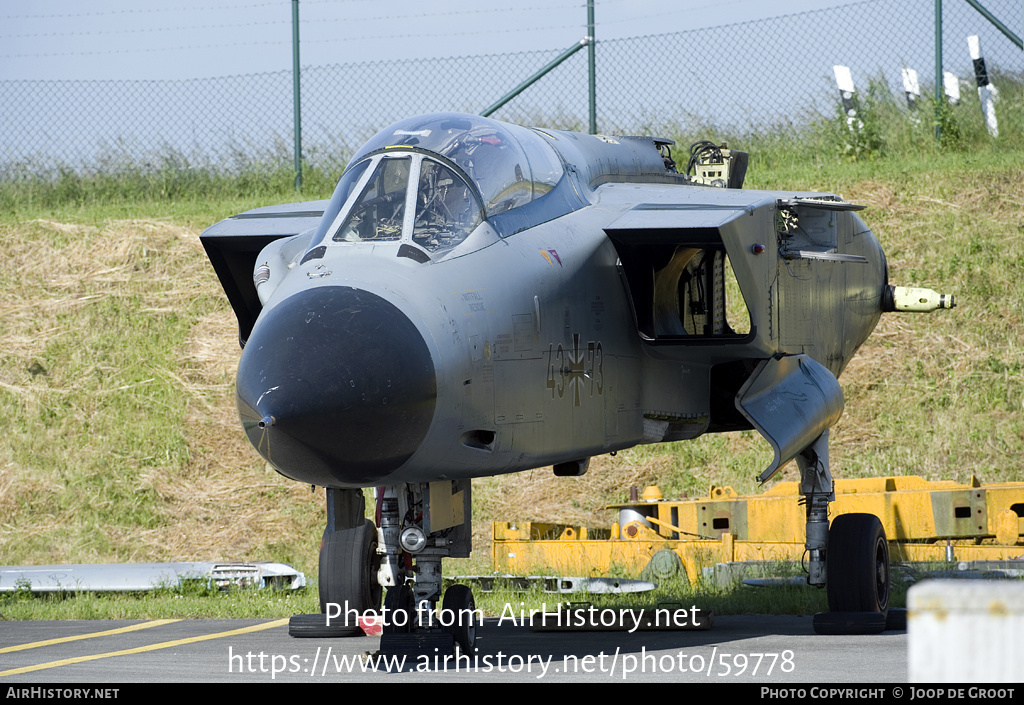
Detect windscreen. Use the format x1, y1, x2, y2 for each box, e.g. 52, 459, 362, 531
333, 157, 410, 242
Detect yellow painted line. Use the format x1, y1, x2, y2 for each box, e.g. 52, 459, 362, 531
0, 618, 289, 677
0, 619, 181, 654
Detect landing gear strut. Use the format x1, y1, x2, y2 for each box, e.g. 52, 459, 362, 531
797, 432, 892, 635
292, 482, 476, 648
797, 432, 833, 591
377, 480, 477, 655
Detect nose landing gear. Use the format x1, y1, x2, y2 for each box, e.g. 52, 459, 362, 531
293, 483, 478, 655
377, 480, 478, 656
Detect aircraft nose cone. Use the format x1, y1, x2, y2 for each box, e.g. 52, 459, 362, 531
235, 286, 436, 487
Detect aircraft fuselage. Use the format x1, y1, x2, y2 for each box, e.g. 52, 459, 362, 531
208, 114, 887, 490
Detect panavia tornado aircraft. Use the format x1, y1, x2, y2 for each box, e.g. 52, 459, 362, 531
201, 112, 953, 649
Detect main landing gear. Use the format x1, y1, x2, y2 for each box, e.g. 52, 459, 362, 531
292, 481, 477, 654
797, 433, 893, 635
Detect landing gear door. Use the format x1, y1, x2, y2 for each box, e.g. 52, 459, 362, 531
735, 354, 844, 483
424, 479, 472, 557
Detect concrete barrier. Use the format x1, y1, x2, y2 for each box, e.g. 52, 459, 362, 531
908, 580, 1024, 682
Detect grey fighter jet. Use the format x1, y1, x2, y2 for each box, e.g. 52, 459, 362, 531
201, 113, 953, 649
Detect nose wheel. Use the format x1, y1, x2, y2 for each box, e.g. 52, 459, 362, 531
379, 581, 478, 656
382, 583, 416, 634
442, 584, 477, 654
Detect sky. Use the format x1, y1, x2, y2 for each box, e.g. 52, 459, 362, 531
2, 0, 860, 82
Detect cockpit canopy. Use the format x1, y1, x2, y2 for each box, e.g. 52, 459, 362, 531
313, 113, 564, 256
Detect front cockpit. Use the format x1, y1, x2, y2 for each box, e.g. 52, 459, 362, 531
311, 113, 565, 259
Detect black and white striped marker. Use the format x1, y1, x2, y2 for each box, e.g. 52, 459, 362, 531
943, 71, 961, 105
968, 34, 999, 137
833, 65, 863, 131
901, 68, 921, 110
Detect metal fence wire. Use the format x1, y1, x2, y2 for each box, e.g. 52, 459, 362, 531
1, 0, 1020, 177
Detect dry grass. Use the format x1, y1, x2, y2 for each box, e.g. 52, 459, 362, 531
0, 218, 323, 570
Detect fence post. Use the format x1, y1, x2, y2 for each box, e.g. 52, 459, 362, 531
588, 0, 596, 134
292, 0, 303, 191
934, 0, 942, 142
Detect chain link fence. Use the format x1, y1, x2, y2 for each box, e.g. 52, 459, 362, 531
1, 0, 1020, 178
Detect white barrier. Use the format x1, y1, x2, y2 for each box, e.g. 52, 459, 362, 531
908, 580, 1024, 682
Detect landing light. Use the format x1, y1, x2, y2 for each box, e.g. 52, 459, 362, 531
400, 526, 427, 553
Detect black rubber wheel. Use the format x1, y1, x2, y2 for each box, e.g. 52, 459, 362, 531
289, 613, 364, 638
825, 513, 890, 616
319, 519, 382, 615
812, 611, 886, 635
442, 584, 477, 654
382, 584, 415, 634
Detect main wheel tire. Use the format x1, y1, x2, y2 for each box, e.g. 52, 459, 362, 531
825, 513, 890, 616
319, 519, 382, 616
442, 584, 477, 654
383, 584, 415, 634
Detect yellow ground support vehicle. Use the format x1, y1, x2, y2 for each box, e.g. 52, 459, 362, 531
492, 476, 1024, 585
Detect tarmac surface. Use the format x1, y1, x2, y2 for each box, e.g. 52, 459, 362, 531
0, 613, 907, 683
